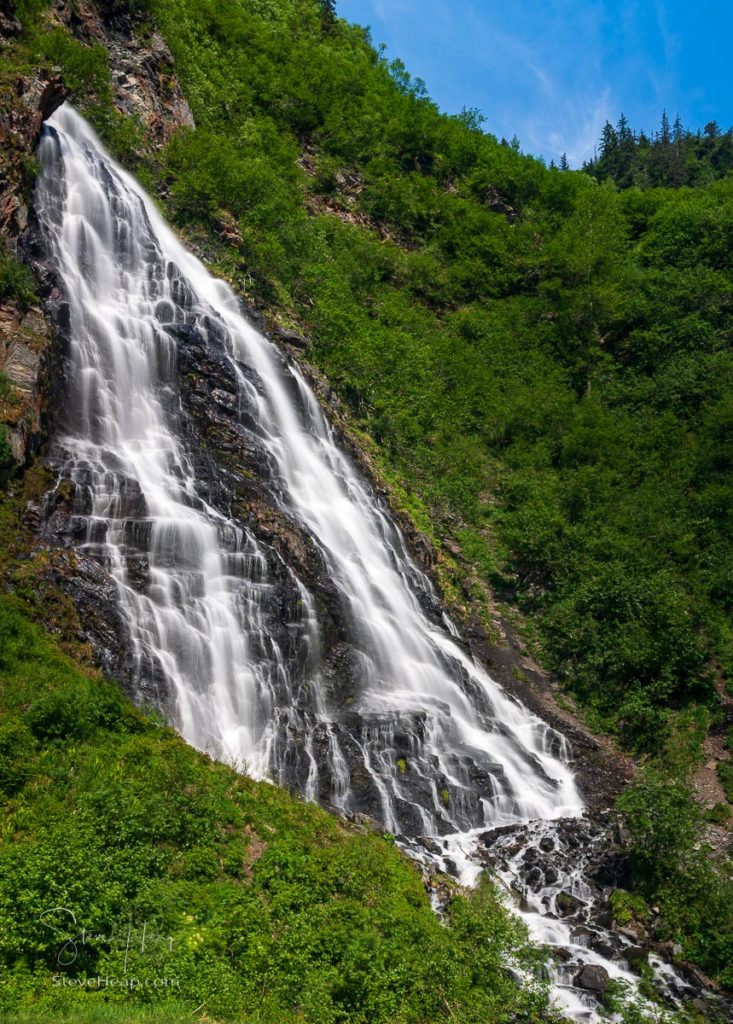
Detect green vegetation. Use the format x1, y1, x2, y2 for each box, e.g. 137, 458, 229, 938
609, 889, 648, 929
0, 241, 37, 307
719, 760, 733, 803
0, 596, 552, 1023
4, 1, 145, 162
617, 768, 733, 986
114, 0, 731, 758
585, 112, 733, 189
7, 0, 731, 753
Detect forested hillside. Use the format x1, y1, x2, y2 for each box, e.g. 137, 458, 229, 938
117, 0, 733, 760
585, 113, 733, 189
1, 0, 732, 1014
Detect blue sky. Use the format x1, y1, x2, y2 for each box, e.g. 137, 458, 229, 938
336, 1, 733, 167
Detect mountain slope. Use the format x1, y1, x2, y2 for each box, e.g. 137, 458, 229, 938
0, 588, 548, 1023
0, 0, 731, 1008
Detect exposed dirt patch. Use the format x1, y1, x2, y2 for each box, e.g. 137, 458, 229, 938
242, 825, 268, 878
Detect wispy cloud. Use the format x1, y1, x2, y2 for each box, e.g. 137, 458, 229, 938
338, 0, 733, 165
453, 2, 613, 165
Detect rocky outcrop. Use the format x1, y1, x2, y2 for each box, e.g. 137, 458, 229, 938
472, 816, 728, 1015
0, 305, 51, 465
0, 69, 67, 238
1, 0, 194, 476
49, 0, 194, 149
273, 334, 633, 812
0, 56, 67, 473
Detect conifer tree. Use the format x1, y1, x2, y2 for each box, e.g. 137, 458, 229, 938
319, 0, 336, 26
660, 110, 671, 144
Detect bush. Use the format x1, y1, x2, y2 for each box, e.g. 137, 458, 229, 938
617, 767, 733, 983
0, 721, 35, 795
0, 598, 552, 1021
0, 242, 37, 306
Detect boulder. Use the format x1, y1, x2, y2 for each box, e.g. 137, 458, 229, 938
274, 325, 312, 350
556, 891, 583, 917
574, 964, 610, 994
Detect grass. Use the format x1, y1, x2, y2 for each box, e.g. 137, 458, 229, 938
0, 594, 552, 1024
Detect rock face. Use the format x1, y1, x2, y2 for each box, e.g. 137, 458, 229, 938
0, 58, 67, 472
0, 305, 50, 465
470, 815, 733, 1014
1, 0, 193, 475
0, 69, 67, 238
32, 261, 467, 833
49, 0, 194, 148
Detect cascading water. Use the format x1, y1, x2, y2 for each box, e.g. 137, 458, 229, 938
36, 104, 581, 832
33, 106, 703, 1022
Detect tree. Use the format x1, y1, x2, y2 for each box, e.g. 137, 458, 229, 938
559, 152, 569, 171
617, 769, 702, 886
457, 106, 486, 132
616, 112, 632, 142
660, 109, 671, 144
319, 0, 336, 26
704, 120, 721, 139
599, 120, 617, 157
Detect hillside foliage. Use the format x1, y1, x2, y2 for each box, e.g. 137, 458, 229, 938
0, 594, 552, 1023
128, 0, 733, 756
584, 112, 733, 189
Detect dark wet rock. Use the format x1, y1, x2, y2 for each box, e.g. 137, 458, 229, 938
594, 908, 613, 930
574, 964, 610, 994
678, 962, 719, 992
479, 823, 524, 847
524, 866, 543, 888
588, 850, 631, 888
624, 946, 648, 972
551, 946, 573, 963
522, 845, 540, 865
273, 325, 311, 350
591, 936, 617, 959
556, 891, 583, 917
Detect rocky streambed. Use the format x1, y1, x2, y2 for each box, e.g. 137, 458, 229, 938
399, 815, 729, 1021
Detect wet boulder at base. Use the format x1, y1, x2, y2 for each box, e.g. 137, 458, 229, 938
574, 964, 610, 994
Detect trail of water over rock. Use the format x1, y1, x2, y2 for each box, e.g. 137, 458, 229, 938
34, 106, 695, 1021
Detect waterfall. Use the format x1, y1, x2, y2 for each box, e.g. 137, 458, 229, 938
36, 104, 582, 832
36, 106, 692, 1022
